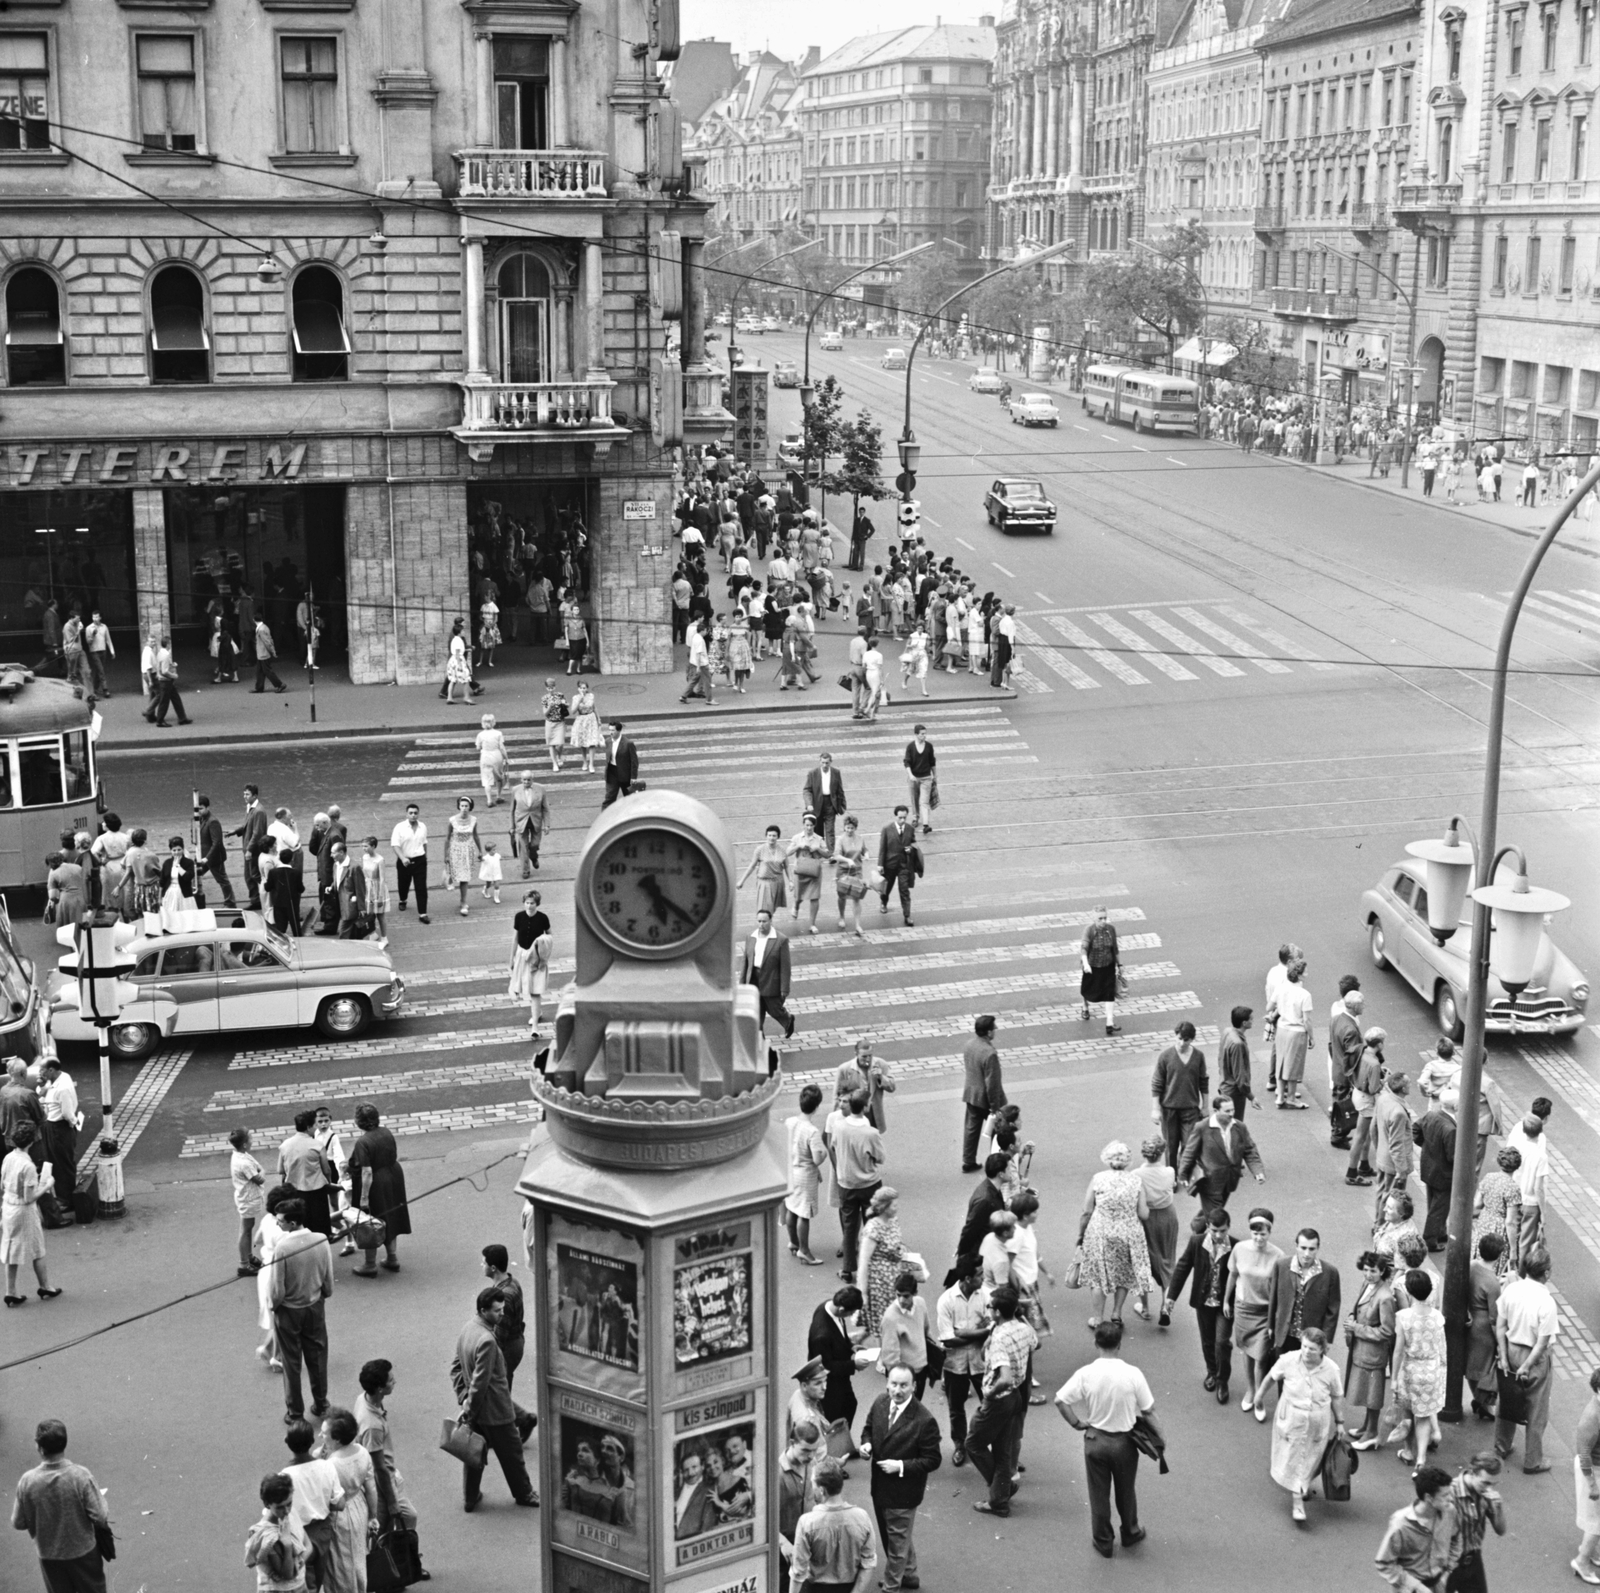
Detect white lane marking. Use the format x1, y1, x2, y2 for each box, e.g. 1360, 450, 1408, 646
1537, 590, 1600, 622
1086, 612, 1199, 682
1167, 457, 1189, 467
956, 536, 975, 550
1035, 592, 1055, 604
1130, 444, 1149, 452
1127, 610, 1246, 677
1100, 434, 1120, 443
920, 512, 942, 527
77, 1047, 194, 1188
993, 561, 1015, 577
1045, 614, 1150, 685
1519, 594, 1598, 631
791, 962, 1182, 1015
1211, 604, 1339, 670
1008, 664, 1053, 694
1073, 424, 1089, 432
1171, 606, 1293, 674
1013, 621, 1100, 690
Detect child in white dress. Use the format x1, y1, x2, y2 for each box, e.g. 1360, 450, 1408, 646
479, 842, 504, 902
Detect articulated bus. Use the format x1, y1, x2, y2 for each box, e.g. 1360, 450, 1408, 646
1082, 364, 1201, 434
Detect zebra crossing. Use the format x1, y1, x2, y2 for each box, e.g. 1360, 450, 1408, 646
1012, 597, 1341, 692
1486, 586, 1600, 661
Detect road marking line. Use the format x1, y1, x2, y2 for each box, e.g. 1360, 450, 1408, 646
792, 961, 1181, 1015
955, 537, 975, 550
1034, 592, 1055, 604
1100, 434, 1120, 443
78, 1047, 194, 1187
1073, 423, 1088, 432
1171, 606, 1293, 674
920, 513, 941, 527
1008, 664, 1053, 694
1014, 621, 1100, 689
1533, 590, 1600, 622
1087, 612, 1199, 682
1130, 443, 1149, 452
1166, 457, 1189, 467
182, 1098, 541, 1158
992, 561, 1015, 577
1045, 615, 1150, 685
1211, 605, 1339, 670
207, 1056, 535, 1112
1124, 609, 1245, 677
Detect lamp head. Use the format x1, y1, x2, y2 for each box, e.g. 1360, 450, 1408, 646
897, 437, 921, 473
256, 254, 284, 285
368, 230, 389, 254
1404, 820, 1475, 944
1471, 866, 1570, 998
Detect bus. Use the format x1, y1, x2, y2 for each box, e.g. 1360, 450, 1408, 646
1110, 371, 1201, 434
1081, 363, 1131, 418
0, 670, 102, 889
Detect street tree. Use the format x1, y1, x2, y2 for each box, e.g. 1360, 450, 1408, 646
1083, 223, 1211, 368
826, 408, 889, 525
893, 245, 964, 322
1212, 314, 1301, 401
802, 375, 844, 507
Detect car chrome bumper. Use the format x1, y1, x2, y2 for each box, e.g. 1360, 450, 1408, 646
379, 978, 406, 1018
1484, 1009, 1583, 1035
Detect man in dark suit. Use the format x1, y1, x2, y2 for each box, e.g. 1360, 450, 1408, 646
739, 909, 794, 1039
807, 1286, 867, 1427
1163, 1208, 1236, 1402
1177, 1095, 1266, 1216
602, 720, 639, 809
193, 794, 236, 908
860, 1364, 943, 1593
315, 808, 349, 933
332, 841, 367, 939
878, 803, 918, 926
1327, 982, 1364, 1148
960, 1015, 1007, 1173
801, 751, 847, 852
949, 1154, 1010, 1282
1266, 1228, 1342, 1363
1414, 1097, 1457, 1252
229, 783, 268, 909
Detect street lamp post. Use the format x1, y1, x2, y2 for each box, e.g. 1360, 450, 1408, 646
1425, 456, 1600, 1420
718, 236, 824, 372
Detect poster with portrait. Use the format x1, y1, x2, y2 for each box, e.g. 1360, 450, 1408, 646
670, 1221, 757, 1396
666, 1390, 764, 1571
548, 1213, 645, 1402
550, 1387, 650, 1575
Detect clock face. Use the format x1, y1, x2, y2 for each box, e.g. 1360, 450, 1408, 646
589, 827, 720, 951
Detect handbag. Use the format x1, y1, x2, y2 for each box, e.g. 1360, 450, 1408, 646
366, 1529, 406, 1593
1319, 1431, 1357, 1501
924, 1335, 947, 1379
929, 777, 940, 811
1496, 1366, 1531, 1425
792, 852, 823, 880
1064, 1249, 1084, 1289
554, 634, 569, 651
440, 1418, 487, 1469
349, 1210, 386, 1249
838, 671, 856, 691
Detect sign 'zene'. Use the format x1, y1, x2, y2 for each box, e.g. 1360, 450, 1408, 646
5, 441, 310, 489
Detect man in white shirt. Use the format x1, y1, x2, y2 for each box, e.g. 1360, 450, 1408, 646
680, 619, 716, 706
1493, 1247, 1558, 1472
1055, 1319, 1161, 1558
1263, 942, 1298, 1095
1504, 1103, 1551, 1255
389, 803, 430, 922
83, 611, 114, 697
37, 1058, 81, 1213
739, 908, 794, 1040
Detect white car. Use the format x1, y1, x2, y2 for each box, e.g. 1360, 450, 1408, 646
736, 315, 761, 334
761, 315, 781, 332
880, 347, 909, 370
1008, 393, 1060, 426
819, 332, 844, 352
969, 365, 1006, 393
776, 431, 805, 466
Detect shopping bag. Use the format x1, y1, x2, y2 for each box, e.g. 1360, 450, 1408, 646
1064, 1249, 1084, 1289
439, 1419, 487, 1469
366, 1530, 406, 1593
1320, 1432, 1357, 1501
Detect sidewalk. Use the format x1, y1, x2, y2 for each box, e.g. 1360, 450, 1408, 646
94, 617, 1016, 751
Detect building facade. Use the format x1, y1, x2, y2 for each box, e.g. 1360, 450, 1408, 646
800, 23, 997, 278
1253, 0, 1422, 409
1147, 0, 1291, 311
1395, 0, 1600, 449
0, 0, 715, 683
687, 52, 807, 246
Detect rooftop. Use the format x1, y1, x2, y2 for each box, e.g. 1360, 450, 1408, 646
806, 23, 998, 76
1258, 0, 1420, 49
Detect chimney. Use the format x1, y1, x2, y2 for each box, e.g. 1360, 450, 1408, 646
979, 12, 996, 24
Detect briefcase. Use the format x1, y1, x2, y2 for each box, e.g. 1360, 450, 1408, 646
439, 1419, 487, 1469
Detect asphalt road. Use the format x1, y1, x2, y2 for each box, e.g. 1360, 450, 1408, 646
2, 331, 1598, 1592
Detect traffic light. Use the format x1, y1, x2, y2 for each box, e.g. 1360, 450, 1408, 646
897, 500, 920, 533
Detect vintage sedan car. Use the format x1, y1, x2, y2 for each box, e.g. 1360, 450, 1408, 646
1362, 861, 1589, 1039
969, 365, 1006, 393
818, 332, 844, 352
880, 347, 909, 370
772, 360, 800, 388
1009, 393, 1060, 427
776, 431, 805, 467
761, 315, 781, 332
47, 911, 406, 1059
983, 477, 1056, 535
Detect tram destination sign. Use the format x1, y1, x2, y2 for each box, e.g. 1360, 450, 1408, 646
0, 439, 319, 489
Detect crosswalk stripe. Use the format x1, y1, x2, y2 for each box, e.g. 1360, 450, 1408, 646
182, 1098, 540, 1157
1529, 591, 1600, 624
1127, 610, 1245, 677
1008, 664, 1053, 694
1088, 612, 1198, 681
1014, 621, 1100, 689
1519, 594, 1596, 631
228, 1024, 531, 1070
1045, 615, 1150, 685
207, 1055, 533, 1112
76, 1048, 194, 1190
1517, 1042, 1600, 1135
1211, 605, 1338, 670
1170, 607, 1292, 674
791, 962, 1182, 1015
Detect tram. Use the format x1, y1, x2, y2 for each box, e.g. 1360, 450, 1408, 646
0, 668, 103, 889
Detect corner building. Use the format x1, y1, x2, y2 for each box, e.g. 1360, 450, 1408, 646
0, 0, 714, 683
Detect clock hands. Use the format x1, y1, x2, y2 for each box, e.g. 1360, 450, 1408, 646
637, 872, 697, 928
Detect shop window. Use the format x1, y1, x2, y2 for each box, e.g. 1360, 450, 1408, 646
494, 36, 548, 149
5, 267, 64, 386
0, 33, 50, 150
1544, 364, 1572, 403
1511, 359, 1536, 398
148, 263, 209, 384
1480, 356, 1505, 393
281, 36, 340, 155
497, 252, 550, 385
136, 35, 198, 152
16, 738, 61, 807
291, 266, 349, 382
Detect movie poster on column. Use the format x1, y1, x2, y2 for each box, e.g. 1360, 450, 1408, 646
550, 1386, 650, 1576
548, 1212, 646, 1402
669, 1220, 761, 1397
665, 1389, 765, 1572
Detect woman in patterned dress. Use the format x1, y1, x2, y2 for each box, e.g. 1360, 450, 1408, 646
829, 814, 868, 939
1388, 1269, 1447, 1464
1471, 1145, 1523, 1277
726, 612, 754, 693
446, 796, 482, 918
709, 613, 731, 685
569, 680, 602, 773
1073, 1141, 1152, 1329
541, 678, 569, 773
856, 1186, 908, 1335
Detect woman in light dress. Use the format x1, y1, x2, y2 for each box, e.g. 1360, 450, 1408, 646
1136, 1134, 1178, 1322
785, 813, 829, 935
1226, 1206, 1286, 1412
541, 679, 569, 773
446, 796, 483, 918
899, 624, 930, 696
857, 1186, 909, 1335
255, 1186, 294, 1369
509, 889, 552, 1034
318, 1407, 380, 1593
1074, 1140, 1152, 1329
569, 681, 602, 773
91, 814, 132, 909
1271, 958, 1314, 1108
1574, 1368, 1600, 1583
1255, 1326, 1347, 1523
477, 596, 501, 669
739, 825, 789, 918
476, 713, 509, 806
1388, 1268, 1447, 1465
444, 620, 474, 704
726, 613, 754, 693
359, 837, 389, 949
784, 1083, 828, 1267
966, 601, 988, 675
2, 1121, 56, 1306
830, 814, 868, 939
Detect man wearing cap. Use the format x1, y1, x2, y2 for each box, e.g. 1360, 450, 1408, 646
1345, 1027, 1386, 1186
788, 1457, 876, 1593
1326, 980, 1364, 1150
1371, 1070, 1416, 1224
902, 726, 936, 836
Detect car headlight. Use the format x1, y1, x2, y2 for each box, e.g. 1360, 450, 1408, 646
1573, 982, 1590, 1006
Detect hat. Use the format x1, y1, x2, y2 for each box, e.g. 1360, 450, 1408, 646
793, 1356, 825, 1382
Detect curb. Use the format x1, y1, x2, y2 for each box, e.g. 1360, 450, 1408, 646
94, 684, 1021, 752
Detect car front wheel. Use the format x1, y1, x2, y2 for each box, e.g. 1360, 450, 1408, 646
1434, 984, 1464, 1042
317, 994, 371, 1040
1368, 919, 1390, 970
108, 1022, 160, 1061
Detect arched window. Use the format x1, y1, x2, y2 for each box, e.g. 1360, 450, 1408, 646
291, 265, 350, 382
497, 252, 550, 384
5, 267, 64, 386
148, 263, 208, 384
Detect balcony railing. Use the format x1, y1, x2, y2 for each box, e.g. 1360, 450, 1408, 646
1268, 288, 1360, 320
460, 379, 617, 433
1254, 205, 1287, 235
456, 149, 608, 199
1350, 203, 1389, 234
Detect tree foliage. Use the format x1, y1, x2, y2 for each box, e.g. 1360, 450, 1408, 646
1213, 314, 1300, 397
964, 271, 1055, 345
892, 245, 965, 321
1083, 223, 1211, 364
827, 408, 889, 516
802, 374, 844, 475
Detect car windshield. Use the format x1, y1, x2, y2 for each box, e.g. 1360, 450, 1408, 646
977, 367, 998, 376
1006, 481, 1046, 499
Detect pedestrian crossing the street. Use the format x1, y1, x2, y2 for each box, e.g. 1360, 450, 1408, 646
1014, 597, 1341, 692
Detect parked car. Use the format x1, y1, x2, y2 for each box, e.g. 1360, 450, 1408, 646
736, 315, 761, 335
47, 910, 407, 1059
983, 477, 1056, 535
1008, 393, 1060, 427
761, 315, 781, 332
713, 311, 731, 325
1361, 861, 1590, 1039
773, 360, 800, 388
880, 347, 909, 370
776, 431, 805, 467
969, 365, 1006, 393
819, 332, 844, 352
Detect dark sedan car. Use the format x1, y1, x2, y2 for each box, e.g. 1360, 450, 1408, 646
983, 477, 1056, 535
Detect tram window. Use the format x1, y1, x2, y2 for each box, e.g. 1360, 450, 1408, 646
0, 755, 11, 808
17, 740, 62, 807
62, 731, 91, 801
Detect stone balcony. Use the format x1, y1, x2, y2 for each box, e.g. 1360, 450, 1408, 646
455, 149, 608, 200
1350, 203, 1389, 239
452, 377, 629, 460
1253, 204, 1286, 240
1268, 287, 1360, 322
1393, 181, 1462, 233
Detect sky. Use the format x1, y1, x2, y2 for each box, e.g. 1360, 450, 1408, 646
682, 0, 996, 64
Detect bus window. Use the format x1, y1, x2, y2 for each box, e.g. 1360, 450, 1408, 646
63, 731, 92, 801
17, 738, 62, 807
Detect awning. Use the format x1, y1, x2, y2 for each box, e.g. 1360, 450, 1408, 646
1173, 337, 1239, 366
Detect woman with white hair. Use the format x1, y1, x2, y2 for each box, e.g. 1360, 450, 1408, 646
1272, 958, 1314, 1110
1073, 1141, 1152, 1330
476, 712, 508, 806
